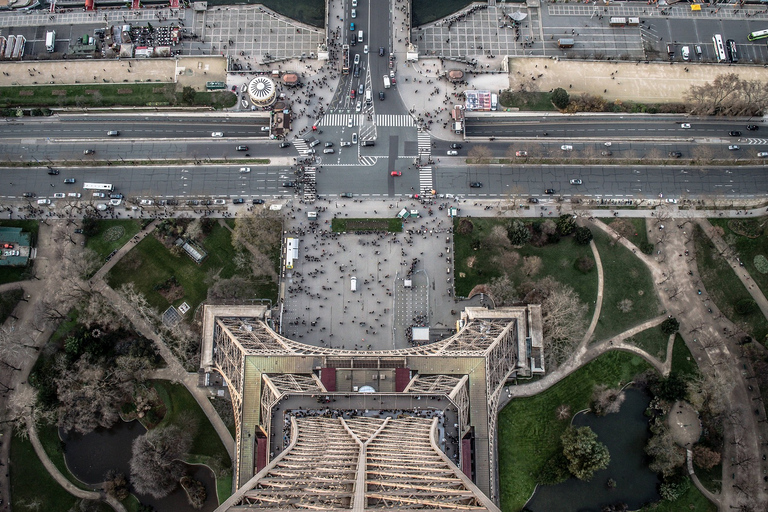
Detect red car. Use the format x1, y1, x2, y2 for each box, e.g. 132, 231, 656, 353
350, 90, 355, 99
390, 171, 401, 176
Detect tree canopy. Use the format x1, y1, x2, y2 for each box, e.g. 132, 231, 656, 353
561, 426, 611, 481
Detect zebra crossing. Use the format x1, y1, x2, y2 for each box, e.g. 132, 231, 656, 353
375, 114, 415, 127
318, 113, 357, 127
293, 139, 312, 155
417, 132, 432, 154
302, 167, 317, 203
419, 166, 434, 194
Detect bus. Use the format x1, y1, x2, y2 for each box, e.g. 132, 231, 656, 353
342, 44, 350, 75
83, 183, 114, 191
206, 81, 227, 90
726, 39, 738, 62
285, 237, 298, 270
712, 34, 727, 63
748, 29, 768, 41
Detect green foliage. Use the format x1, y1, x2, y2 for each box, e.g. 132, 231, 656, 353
660, 475, 691, 501
561, 426, 611, 481
497, 90, 557, 111
574, 226, 593, 245
639, 241, 655, 255
556, 214, 576, 236
661, 317, 680, 335
0, 287, 24, 324
507, 220, 531, 246
575, 255, 595, 274
181, 86, 196, 105
655, 372, 688, 402
735, 298, 758, 315
754, 254, 768, 274
551, 87, 570, 109
536, 452, 571, 485
81, 216, 99, 237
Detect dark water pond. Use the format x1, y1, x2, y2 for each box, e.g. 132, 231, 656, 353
61, 420, 219, 512
525, 388, 660, 512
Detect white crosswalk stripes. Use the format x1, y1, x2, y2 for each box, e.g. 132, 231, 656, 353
418, 132, 432, 154
359, 156, 377, 166
419, 166, 433, 194
375, 114, 415, 127
293, 139, 311, 155
318, 113, 357, 127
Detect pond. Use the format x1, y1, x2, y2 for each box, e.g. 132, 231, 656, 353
60, 420, 219, 512
525, 388, 660, 512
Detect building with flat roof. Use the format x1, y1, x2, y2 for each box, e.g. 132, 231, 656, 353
201, 303, 544, 510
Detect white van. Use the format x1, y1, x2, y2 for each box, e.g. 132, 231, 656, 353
350, 276, 357, 292
358, 30, 363, 42
211, 131, 223, 137
365, 90, 372, 104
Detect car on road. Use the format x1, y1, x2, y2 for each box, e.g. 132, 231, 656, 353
350, 22, 355, 31
83, 149, 95, 155
560, 145, 573, 151
324, 142, 334, 147
211, 132, 223, 137
352, 0, 357, 5
239, 167, 251, 173
309, 139, 321, 147
759, 152, 768, 157
282, 182, 296, 188
260, 126, 270, 132
47, 169, 59, 175
107, 130, 119, 136
364, 45, 369, 54
213, 199, 226, 205
110, 193, 123, 199
252, 198, 265, 204
323, 148, 335, 154
390, 171, 402, 176
450, 143, 462, 149
352, 133, 358, 144
350, 89, 355, 99
22, 192, 35, 198
728, 131, 742, 137
446, 150, 458, 156
236, 145, 249, 151
53, 193, 65, 198
528, 197, 539, 204
341, 141, 352, 147
379, 91, 385, 101
355, 100, 362, 112
569, 179, 583, 185
347, 117, 354, 127
279, 142, 290, 148
544, 188, 556, 194
64, 178, 76, 184
68, 193, 81, 198
680, 123, 691, 129
139, 199, 153, 205
351, 8, 356, 17
601, 150, 612, 156
515, 151, 528, 157
669, 151, 683, 158
341, 192, 353, 198
306, 148, 316, 154
747, 124, 759, 131
728, 145, 740, 150
232, 198, 245, 204
469, 182, 483, 188
604, 142, 612, 146
379, 47, 385, 56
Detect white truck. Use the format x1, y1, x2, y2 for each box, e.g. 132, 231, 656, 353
45, 30, 55, 52
383, 75, 391, 89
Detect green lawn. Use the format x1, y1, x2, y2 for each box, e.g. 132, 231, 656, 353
626, 327, 669, 361
603, 217, 651, 253
107, 223, 277, 314
10, 432, 79, 512
332, 217, 403, 232
453, 218, 597, 317
709, 218, 768, 303
498, 350, 652, 512
85, 220, 142, 261
37, 421, 92, 491
498, 90, 557, 112
0, 220, 38, 284
694, 462, 722, 495
0, 83, 236, 109
637, 482, 717, 512
671, 333, 699, 377
694, 224, 768, 343
152, 380, 233, 504
592, 229, 661, 342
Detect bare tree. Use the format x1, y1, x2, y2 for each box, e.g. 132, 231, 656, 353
488, 274, 517, 306
591, 385, 626, 415
483, 225, 512, 250
467, 145, 492, 164
521, 255, 543, 277
55, 355, 123, 434
536, 277, 588, 367
130, 425, 193, 499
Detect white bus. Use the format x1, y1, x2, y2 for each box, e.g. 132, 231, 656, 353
82, 183, 114, 191
285, 237, 299, 270
713, 34, 727, 63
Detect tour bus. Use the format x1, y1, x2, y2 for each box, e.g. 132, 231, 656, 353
726, 39, 738, 63
83, 183, 114, 192
285, 237, 298, 270
747, 28, 768, 41
713, 34, 727, 63
557, 38, 574, 48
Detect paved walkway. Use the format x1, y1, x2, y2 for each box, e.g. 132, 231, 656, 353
579, 237, 603, 347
